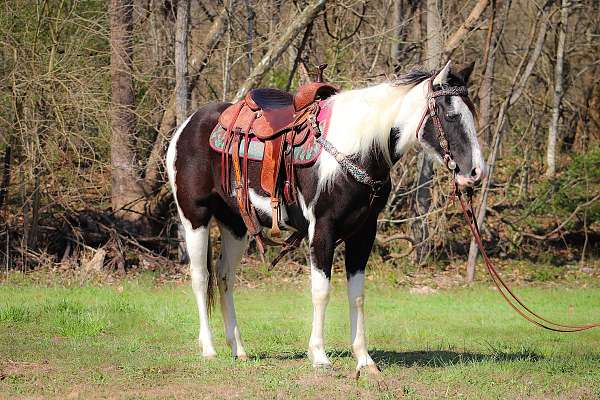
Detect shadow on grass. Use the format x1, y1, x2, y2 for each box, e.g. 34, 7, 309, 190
369, 349, 543, 367
257, 348, 543, 367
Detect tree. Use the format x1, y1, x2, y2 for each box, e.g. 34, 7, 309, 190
110, 0, 145, 221
175, 0, 190, 126
546, 0, 569, 177
411, 0, 443, 265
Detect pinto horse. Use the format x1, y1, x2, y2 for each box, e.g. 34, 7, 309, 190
166, 61, 486, 373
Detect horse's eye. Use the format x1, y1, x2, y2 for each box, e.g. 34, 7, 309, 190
445, 113, 459, 122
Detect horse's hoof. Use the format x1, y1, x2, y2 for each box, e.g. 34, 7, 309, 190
312, 362, 332, 370
368, 364, 381, 375
237, 354, 249, 361
351, 364, 381, 380
202, 351, 217, 359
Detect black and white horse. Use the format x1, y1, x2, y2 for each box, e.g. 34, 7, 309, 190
166, 61, 485, 373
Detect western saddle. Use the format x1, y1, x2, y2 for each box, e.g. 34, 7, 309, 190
218, 65, 338, 254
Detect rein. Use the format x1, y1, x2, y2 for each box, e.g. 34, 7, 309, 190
455, 185, 600, 332
420, 76, 600, 332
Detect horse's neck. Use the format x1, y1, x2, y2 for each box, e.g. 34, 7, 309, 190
326, 83, 407, 162
390, 81, 426, 160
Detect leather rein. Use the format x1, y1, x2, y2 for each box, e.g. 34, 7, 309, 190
422, 77, 600, 332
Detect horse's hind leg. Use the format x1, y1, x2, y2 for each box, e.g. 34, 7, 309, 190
307, 222, 335, 368
216, 222, 248, 359
183, 222, 217, 358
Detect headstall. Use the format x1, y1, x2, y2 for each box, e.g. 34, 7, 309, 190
415, 78, 470, 172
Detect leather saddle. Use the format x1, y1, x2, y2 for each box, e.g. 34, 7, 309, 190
216, 65, 338, 252
219, 83, 337, 140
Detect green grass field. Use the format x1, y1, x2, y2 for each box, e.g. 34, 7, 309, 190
1, 271, 600, 399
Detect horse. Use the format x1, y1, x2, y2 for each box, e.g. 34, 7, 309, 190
166, 60, 486, 374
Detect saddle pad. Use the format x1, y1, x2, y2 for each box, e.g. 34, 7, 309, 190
209, 99, 334, 166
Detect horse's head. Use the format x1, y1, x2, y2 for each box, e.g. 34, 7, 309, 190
396, 61, 486, 188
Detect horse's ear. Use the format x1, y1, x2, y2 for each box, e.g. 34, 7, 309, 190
433, 60, 451, 86
456, 62, 475, 84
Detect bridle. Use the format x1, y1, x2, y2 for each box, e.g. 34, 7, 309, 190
415, 78, 472, 172
417, 77, 600, 332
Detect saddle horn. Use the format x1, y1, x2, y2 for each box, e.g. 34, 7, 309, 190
316, 64, 327, 83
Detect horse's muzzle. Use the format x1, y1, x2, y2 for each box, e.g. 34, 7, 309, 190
455, 166, 484, 188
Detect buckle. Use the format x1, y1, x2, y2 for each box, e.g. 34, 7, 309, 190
428, 97, 437, 115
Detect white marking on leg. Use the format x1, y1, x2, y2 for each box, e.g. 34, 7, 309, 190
184, 225, 217, 358
217, 224, 248, 359
308, 259, 331, 367
299, 192, 330, 366
348, 272, 375, 371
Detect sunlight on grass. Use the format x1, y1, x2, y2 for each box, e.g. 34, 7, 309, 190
1, 278, 599, 399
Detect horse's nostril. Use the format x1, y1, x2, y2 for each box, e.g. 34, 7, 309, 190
471, 167, 481, 181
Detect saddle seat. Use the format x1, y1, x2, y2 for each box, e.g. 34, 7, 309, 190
219, 83, 339, 140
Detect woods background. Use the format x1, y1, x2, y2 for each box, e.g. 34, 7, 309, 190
0, 0, 598, 280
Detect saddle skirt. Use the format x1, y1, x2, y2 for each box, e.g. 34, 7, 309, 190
208, 99, 334, 166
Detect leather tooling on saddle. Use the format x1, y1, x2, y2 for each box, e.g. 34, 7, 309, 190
208, 99, 333, 164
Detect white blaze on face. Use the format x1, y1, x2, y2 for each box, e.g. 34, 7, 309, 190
453, 96, 486, 184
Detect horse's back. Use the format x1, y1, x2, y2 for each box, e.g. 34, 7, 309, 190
176, 102, 231, 151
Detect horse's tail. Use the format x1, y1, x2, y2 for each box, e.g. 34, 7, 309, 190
206, 232, 216, 316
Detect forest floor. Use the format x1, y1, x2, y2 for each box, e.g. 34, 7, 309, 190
1, 261, 600, 399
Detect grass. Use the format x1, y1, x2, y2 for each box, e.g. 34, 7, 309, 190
1, 271, 600, 399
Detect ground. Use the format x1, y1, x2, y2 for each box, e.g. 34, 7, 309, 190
1, 263, 600, 399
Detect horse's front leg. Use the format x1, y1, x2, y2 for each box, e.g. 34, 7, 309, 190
308, 223, 335, 368
345, 219, 379, 375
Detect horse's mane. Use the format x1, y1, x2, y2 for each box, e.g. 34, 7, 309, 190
393, 68, 435, 87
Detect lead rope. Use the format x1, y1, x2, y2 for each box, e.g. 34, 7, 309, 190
454, 181, 600, 332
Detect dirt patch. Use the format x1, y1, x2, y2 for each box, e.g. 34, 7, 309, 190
0, 359, 54, 379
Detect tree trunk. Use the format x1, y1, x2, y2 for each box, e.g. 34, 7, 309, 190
110, 0, 144, 220
411, 1, 423, 64
425, 0, 443, 70
390, 0, 404, 67
175, 0, 190, 263
477, 0, 497, 146
466, 5, 551, 280
175, 0, 190, 126
411, 0, 443, 265
466, 0, 506, 280
233, 0, 327, 101
245, 0, 255, 74
546, 0, 569, 177
0, 146, 11, 213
